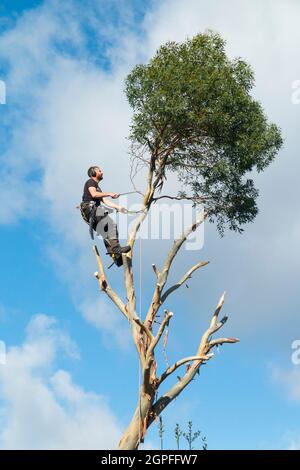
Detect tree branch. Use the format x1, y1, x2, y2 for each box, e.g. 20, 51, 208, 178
145, 210, 207, 327
133, 318, 154, 342
152, 264, 160, 279
157, 354, 213, 386
146, 310, 173, 360
153, 195, 209, 203
160, 210, 207, 289
160, 261, 209, 304
122, 152, 159, 365
92, 245, 128, 319
209, 337, 240, 348
148, 293, 239, 423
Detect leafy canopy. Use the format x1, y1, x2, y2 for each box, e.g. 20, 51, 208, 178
125, 31, 283, 233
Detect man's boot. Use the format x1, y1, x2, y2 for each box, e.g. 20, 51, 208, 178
105, 239, 131, 255
104, 239, 131, 267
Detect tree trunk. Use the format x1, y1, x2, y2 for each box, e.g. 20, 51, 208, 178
118, 394, 153, 450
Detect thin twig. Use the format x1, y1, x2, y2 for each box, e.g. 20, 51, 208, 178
160, 261, 209, 304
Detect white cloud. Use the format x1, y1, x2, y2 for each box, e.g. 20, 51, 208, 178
287, 435, 300, 450
0, 313, 122, 449
272, 364, 300, 450
0, 0, 143, 231
272, 366, 300, 401
79, 297, 131, 350
0, 0, 143, 345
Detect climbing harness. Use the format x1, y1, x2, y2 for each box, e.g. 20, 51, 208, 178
77, 190, 145, 270
79, 201, 97, 240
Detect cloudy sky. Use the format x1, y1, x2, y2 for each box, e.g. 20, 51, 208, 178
0, 0, 299, 450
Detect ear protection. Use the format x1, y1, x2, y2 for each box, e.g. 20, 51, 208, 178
87, 166, 97, 177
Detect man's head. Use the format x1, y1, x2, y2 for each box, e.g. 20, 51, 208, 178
87, 166, 103, 181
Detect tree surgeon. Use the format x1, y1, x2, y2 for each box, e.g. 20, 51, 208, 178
80, 165, 131, 266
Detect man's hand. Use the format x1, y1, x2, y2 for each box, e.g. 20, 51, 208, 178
119, 207, 128, 214
110, 193, 119, 199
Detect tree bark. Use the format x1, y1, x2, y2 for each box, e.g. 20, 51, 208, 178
118, 390, 155, 450
93, 148, 239, 450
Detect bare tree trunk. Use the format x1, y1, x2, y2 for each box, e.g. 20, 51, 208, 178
118, 396, 153, 450
92, 147, 239, 450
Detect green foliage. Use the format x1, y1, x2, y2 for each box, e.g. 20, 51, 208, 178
174, 423, 183, 450
125, 31, 283, 234
183, 421, 201, 450
201, 435, 208, 451
158, 416, 164, 450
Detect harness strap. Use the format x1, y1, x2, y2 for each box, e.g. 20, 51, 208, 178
79, 202, 97, 240
89, 205, 97, 240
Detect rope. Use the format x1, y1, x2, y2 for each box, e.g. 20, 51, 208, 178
118, 191, 142, 196
121, 208, 146, 215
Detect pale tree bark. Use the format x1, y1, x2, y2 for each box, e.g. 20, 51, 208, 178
92, 147, 239, 450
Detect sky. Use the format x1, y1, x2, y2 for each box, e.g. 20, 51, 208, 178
0, 0, 299, 450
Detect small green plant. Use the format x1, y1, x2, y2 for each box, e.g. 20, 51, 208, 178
174, 423, 183, 450
158, 416, 165, 450
183, 421, 201, 450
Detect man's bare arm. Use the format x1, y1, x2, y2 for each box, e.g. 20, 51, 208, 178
102, 197, 126, 212
88, 187, 119, 199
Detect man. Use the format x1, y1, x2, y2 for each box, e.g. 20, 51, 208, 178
81, 166, 131, 264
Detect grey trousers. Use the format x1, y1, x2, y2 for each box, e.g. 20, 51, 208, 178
95, 206, 118, 241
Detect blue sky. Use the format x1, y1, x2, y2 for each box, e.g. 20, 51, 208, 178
0, 0, 300, 450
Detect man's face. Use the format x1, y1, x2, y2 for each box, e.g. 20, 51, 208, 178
95, 167, 103, 180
